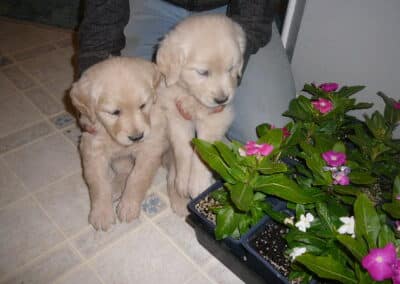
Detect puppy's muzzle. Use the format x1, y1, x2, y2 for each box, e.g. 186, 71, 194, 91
128, 132, 144, 142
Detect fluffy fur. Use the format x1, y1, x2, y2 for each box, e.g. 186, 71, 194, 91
70, 57, 166, 231
156, 15, 246, 215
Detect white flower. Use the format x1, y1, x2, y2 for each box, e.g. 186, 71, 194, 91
284, 217, 294, 225
295, 213, 314, 232
238, 148, 246, 157
338, 216, 355, 238
289, 247, 307, 261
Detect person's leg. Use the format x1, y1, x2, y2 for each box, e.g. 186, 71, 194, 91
122, 0, 189, 60
226, 24, 296, 143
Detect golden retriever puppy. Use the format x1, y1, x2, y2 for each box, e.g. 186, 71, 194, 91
156, 14, 246, 214
70, 57, 166, 231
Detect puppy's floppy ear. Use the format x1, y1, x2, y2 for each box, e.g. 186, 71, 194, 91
232, 22, 247, 77
69, 75, 98, 124
156, 36, 185, 86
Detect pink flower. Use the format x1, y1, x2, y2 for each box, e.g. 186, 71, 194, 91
244, 141, 274, 156
396, 221, 400, 232
319, 82, 339, 92
312, 98, 334, 114
282, 127, 291, 138
392, 259, 400, 284
322, 150, 347, 167
396, 195, 400, 201
394, 102, 400, 110
332, 171, 350, 185
362, 243, 397, 281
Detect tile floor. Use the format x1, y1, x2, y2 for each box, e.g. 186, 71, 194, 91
0, 17, 264, 284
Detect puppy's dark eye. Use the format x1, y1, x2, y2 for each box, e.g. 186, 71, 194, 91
112, 110, 121, 116
140, 103, 146, 110
196, 69, 209, 77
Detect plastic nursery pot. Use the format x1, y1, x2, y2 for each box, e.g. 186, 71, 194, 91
187, 181, 246, 258
242, 216, 290, 284
187, 181, 286, 259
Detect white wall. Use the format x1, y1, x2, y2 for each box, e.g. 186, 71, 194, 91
291, 0, 400, 137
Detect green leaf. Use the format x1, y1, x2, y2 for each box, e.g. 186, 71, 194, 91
378, 224, 396, 248
258, 159, 287, 174
303, 83, 326, 97
332, 142, 346, 153
254, 174, 326, 204
353, 102, 374, 110
354, 194, 380, 249
258, 128, 283, 149
338, 85, 365, 97
285, 231, 327, 248
377, 92, 400, 125
226, 182, 253, 212
336, 235, 367, 261
305, 152, 332, 185
214, 141, 248, 181
193, 139, 235, 183
333, 185, 362, 196
214, 207, 238, 240
382, 202, 400, 219
392, 175, 400, 201
283, 95, 314, 122
348, 171, 377, 185
296, 254, 357, 283
316, 203, 336, 234
256, 123, 271, 138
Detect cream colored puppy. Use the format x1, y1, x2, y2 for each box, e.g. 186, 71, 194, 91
156, 15, 246, 213
70, 57, 166, 231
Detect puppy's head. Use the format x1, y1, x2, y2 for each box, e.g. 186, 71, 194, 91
70, 57, 161, 146
156, 15, 246, 108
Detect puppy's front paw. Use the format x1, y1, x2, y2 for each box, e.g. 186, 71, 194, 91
175, 178, 189, 198
89, 204, 115, 231
189, 177, 212, 199
117, 199, 141, 223
170, 197, 189, 217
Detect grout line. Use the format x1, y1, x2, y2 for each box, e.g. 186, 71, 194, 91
145, 214, 218, 284
29, 194, 108, 284
0, 239, 69, 283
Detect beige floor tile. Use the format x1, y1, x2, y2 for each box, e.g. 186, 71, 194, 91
0, 121, 54, 154
0, 23, 67, 54
3, 134, 80, 191
0, 159, 27, 208
0, 94, 42, 137
91, 223, 197, 284
72, 218, 143, 258
206, 258, 245, 284
0, 72, 18, 101
36, 173, 90, 237
184, 272, 214, 284
1, 66, 36, 90
13, 44, 56, 61
2, 244, 80, 284
154, 212, 213, 266
21, 49, 74, 84
55, 266, 101, 284
0, 197, 64, 276
24, 87, 64, 116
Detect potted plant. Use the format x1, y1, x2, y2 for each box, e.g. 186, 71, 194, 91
189, 82, 400, 283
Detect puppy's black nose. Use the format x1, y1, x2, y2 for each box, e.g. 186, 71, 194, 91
214, 96, 229, 105
128, 133, 144, 142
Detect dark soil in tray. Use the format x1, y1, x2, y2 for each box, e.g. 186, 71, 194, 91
250, 221, 291, 278
194, 194, 220, 225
